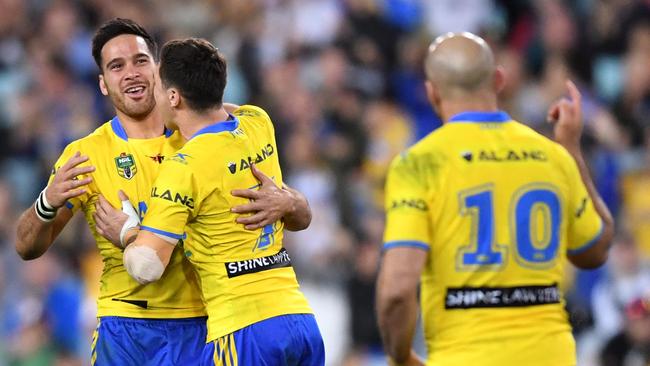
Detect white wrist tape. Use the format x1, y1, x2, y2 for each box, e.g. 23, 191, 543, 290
34, 187, 57, 222
123, 245, 165, 285
119, 198, 140, 248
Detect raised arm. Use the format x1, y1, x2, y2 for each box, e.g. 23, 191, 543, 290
547, 80, 614, 269
15, 152, 94, 259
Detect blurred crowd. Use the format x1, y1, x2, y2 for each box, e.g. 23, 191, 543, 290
0, 0, 648, 365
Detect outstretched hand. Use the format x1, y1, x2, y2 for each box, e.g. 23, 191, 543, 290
547, 80, 583, 154
231, 164, 295, 230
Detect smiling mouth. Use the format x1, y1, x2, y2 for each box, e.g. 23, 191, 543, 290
124, 85, 146, 97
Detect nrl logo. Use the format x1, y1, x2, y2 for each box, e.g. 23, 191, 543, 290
115, 152, 137, 180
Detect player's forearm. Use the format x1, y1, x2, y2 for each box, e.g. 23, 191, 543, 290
123, 230, 174, 285
122, 228, 140, 247
567, 149, 614, 268
15, 205, 57, 260
282, 186, 311, 231
377, 283, 419, 362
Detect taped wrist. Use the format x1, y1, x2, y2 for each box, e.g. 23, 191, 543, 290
34, 188, 57, 222
119, 220, 140, 249
119, 199, 141, 248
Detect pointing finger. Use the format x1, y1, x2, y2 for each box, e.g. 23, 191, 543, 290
566, 80, 581, 104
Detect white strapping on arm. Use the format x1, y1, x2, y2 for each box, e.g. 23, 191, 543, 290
119, 198, 141, 248
123, 245, 166, 285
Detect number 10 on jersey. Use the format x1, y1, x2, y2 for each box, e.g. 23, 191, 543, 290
457, 183, 561, 271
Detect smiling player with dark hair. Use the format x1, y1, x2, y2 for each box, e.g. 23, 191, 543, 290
16, 18, 312, 365
120, 38, 325, 366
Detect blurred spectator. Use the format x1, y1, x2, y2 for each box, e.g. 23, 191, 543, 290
601, 296, 650, 366
582, 233, 650, 361
423, 0, 496, 35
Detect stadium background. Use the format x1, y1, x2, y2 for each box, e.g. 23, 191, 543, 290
0, 0, 648, 365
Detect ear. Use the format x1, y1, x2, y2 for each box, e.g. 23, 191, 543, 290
99, 74, 108, 96
494, 66, 506, 94
424, 80, 439, 107
168, 88, 180, 108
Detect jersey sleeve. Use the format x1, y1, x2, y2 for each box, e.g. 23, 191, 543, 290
563, 152, 604, 255
234, 104, 283, 184
141, 157, 197, 242
234, 105, 272, 125
48, 141, 90, 214
383, 152, 432, 251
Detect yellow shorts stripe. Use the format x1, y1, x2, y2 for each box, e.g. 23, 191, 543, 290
229, 333, 238, 366
213, 340, 220, 366
90, 319, 100, 366
211, 333, 239, 366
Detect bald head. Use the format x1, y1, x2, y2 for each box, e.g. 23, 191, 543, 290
425, 32, 496, 98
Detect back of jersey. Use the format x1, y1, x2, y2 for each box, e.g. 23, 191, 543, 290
383, 111, 603, 366
142, 105, 312, 343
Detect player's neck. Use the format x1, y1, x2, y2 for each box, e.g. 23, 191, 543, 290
176, 107, 230, 140
116, 110, 166, 139
439, 93, 499, 123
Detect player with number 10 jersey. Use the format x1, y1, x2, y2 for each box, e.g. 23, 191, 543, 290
383, 111, 604, 365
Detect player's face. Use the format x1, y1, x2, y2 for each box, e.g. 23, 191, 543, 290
99, 34, 156, 120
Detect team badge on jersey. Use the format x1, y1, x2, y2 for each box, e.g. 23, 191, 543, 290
115, 152, 138, 179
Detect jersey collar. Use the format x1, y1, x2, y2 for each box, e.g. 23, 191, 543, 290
448, 111, 511, 123
190, 114, 239, 140
111, 116, 174, 142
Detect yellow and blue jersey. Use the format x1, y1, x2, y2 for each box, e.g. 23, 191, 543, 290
384, 111, 603, 366
141, 105, 312, 342
50, 118, 205, 319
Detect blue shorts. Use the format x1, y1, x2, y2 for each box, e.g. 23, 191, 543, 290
91, 316, 207, 365
202, 314, 324, 366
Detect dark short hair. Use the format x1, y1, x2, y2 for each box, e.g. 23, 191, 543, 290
91, 18, 157, 71
159, 38, 227, 111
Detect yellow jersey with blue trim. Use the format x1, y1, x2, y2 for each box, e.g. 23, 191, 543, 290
383, 111, 603, 366
141, 105, 313, 342
50, 118, 205, 319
